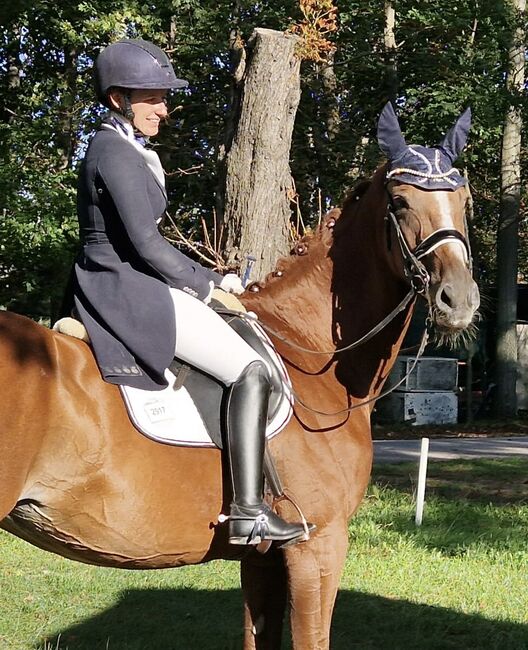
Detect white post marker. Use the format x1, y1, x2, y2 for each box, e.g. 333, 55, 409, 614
415, 437, 430, 526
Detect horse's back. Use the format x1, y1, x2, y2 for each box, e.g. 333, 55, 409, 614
0, 309, 92, 375
0, 310, 119, 431
0, 310, 225, 567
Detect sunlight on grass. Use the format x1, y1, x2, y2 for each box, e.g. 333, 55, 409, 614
1, 459, 528, 649
342, 459, 528, 643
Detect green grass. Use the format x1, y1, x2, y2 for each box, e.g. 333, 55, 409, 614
340, 459, 528, 649
1, 459, 528, 649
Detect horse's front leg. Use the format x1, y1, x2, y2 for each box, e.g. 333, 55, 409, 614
284, 519, 349, 650
241, 548, 288, 649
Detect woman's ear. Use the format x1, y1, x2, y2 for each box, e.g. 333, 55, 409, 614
107, 88, 123, 111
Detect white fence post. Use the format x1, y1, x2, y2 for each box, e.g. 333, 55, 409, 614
415, 437, 429, 526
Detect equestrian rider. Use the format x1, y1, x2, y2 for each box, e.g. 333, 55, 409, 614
71, 38, 309, 547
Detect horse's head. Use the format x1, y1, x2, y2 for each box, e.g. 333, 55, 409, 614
377, 103, 480, 339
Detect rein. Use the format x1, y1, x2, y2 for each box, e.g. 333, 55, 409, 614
285, 197, 472, 417
227, 179, 473, 419
217, 304, 431, 418
290, 327, 430, 417
218, 287, 415, 357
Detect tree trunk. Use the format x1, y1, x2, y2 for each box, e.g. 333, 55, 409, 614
215, 4, 246, 228
221, 28, 301, 282
383, 1, 398, 105
320, 50, 340, 142
56, 46, 78, 170
495, 0, 526, 417
2, 25, 21, 126
312, 50, 340, 217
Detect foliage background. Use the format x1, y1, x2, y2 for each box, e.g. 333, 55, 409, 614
0, 0, 526, 320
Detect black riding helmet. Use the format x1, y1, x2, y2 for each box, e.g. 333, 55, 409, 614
94, 38, 188, 106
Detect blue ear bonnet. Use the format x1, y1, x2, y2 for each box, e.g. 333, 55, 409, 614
386, 144, 467, 190
377, 103, 471, 191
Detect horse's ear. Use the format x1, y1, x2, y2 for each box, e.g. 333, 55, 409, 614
377, 102, 407, 160
438, 107, 471, 162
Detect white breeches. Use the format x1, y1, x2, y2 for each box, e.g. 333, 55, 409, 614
169, 288, 266, 386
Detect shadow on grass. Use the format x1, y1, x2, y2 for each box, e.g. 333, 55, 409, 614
38, 587, 528, 650
372, 458, 528, 505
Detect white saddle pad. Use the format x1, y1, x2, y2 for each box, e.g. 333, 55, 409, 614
120, 318, 294, 447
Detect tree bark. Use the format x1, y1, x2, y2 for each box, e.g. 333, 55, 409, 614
221, 28, 301, 282
495, 0, 525, 417
56, 45, 78, 170
383, 1, 398, 105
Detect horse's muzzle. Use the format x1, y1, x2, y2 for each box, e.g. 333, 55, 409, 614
433, 278, 480, 330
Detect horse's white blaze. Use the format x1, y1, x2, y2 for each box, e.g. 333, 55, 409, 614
432, 192, 468, 263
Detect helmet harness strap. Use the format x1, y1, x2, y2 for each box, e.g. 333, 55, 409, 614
122, 91, 135, 122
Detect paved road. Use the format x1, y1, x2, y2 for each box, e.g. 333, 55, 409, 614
373, 436, 528, 464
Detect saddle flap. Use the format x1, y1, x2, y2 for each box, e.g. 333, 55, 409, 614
121, 315, 294, 449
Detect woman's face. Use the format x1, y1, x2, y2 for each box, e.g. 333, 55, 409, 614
129, 89, 168, 136
110, 88, 168, 137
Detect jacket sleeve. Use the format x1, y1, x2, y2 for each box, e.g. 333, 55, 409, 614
96, 142, 222, 300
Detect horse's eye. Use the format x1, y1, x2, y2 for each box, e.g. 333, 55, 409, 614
391, 196, 408, 211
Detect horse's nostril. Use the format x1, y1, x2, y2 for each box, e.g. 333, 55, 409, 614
439, 288, 453, 309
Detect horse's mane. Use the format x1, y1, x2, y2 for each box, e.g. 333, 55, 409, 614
248, 176, 375, 292
340, 178, 372, 215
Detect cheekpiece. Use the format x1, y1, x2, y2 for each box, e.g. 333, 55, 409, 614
377, 102, 471, 191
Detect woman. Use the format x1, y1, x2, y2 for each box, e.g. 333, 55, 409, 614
72, 38, 310, 547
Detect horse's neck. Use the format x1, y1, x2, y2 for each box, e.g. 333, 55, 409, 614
242, 237, 335, 370
333, 185, 403, 336
331, 175, 414, 398
243, 174, 412, 396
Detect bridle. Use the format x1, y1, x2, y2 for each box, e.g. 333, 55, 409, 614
221, 174, 474, 417
242, 179, 473, 357
385, 192, 473, 298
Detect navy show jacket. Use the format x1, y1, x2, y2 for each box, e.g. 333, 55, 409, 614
72, 120, 222, 390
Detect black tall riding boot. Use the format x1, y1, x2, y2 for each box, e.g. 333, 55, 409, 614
226, 360, 311, 546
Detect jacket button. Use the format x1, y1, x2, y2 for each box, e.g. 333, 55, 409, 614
97, 188, 103, 194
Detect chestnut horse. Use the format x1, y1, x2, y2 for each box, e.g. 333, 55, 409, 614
0, 106, 479, 649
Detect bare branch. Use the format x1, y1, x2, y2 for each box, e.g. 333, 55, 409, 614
165, 164, 204, 177
164, 210, 228, 271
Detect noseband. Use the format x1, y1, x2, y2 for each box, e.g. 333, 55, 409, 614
386, 191, 473, 296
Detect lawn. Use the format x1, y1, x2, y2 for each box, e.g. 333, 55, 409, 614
1, 458, 527, 649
